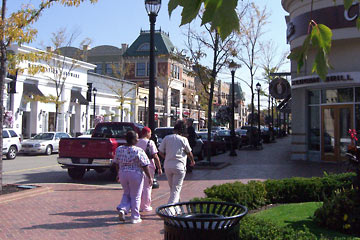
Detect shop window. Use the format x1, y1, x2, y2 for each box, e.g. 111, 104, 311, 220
321, 88, 353, 103
95, 63, 102, 74
105, 63, 113, 75
355, 88, 360, 102
355, 105, 360, 142
136, 63, 146, 77
308, 90, 320, 105
308, 106, 320, 151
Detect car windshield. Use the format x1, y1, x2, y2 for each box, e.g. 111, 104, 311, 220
217, 130, 230, 136
93, 125, 134, 138
154, 128, 173, 139
33, 133, 54, 140
85, 129, 94, 135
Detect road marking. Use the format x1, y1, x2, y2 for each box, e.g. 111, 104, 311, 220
3, 164, 59, 175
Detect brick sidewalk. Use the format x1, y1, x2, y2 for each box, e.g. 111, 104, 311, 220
0, 137, 344, 240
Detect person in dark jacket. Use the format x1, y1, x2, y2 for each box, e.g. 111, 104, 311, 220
186, 119, 196, 172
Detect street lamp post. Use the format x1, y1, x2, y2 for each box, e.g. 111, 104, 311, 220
229, 61, 238, 157
256, 83, 261, 141
93, 87, 97, 127
145, 0, 161, 135
143, 96, 147, 126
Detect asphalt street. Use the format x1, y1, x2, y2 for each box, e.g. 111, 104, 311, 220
2, 153, 119, 187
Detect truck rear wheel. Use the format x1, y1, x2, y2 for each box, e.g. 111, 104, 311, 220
68, 168, 85, 180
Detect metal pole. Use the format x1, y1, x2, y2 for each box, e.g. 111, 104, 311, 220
148, 13, 157, 134
229, 70, 237, 156
257, 90, 261, 135
93, 93, 96, 127
144, 100, 147, 126
271, 97, 275, 141
198, 105, 200, 131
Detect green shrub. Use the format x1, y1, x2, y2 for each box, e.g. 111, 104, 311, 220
264, 173, 356, 204
238, 216, 355, 240
314, 188, 360, 236
204, 180, 267, 210
238, 216, 319, 240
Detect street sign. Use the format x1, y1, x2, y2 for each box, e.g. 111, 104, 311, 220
269, 77, 291, 99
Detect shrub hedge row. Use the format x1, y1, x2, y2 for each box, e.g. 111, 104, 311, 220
204, 172, 355, 210
238, 216, 354, 240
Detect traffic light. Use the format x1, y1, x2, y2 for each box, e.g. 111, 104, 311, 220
86, 83, 92, 101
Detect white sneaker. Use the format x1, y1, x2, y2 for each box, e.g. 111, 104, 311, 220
131, 218, 142, 224
140, 207, 153, 212
118, 210, 125, 221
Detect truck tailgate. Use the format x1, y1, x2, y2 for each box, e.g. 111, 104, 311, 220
59, 138, 122, 159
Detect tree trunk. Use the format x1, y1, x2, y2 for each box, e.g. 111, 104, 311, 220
55, 103, 59, 131
206, 32, 220, 163
0, 0, 8, 191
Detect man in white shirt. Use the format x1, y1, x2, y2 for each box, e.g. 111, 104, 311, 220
159, 120, 195, 204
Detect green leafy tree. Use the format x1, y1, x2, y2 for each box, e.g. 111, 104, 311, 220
168, 0, 360, 80
0, 0, 97, 191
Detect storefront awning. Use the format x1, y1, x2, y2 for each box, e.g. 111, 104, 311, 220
71, 90, 89, 105
23, 83, 44, 96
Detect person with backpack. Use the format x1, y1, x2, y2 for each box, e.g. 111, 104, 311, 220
136, 127, 162, 212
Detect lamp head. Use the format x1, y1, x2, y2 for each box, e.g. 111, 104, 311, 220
229, 60, 240, 73
256, 82, 261, 91
145, 0, 161, 15
93, 87, 97, 95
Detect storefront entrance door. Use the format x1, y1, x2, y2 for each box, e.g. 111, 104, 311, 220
321, 105, 353, 162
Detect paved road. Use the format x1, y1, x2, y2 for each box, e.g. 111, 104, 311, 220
2, 154, 118, 187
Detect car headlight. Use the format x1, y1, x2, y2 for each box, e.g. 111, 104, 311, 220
35, 144, 41, 147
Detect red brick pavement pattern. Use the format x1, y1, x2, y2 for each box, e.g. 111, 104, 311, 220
0, 137, 344, 240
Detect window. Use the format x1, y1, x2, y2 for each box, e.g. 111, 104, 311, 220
321, 88, 353, 103
308, 106, 320, 151
3, 130, 9, 138
95, 63, 102, 74
105, 63, 113, 74
137, 43, 150, 51
9, 130, 18, 137
146, 62, 156, 76
308, 90, 320, 105
136, 63, 146, 76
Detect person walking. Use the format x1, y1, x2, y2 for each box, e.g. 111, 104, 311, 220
136, 127, 162, 212
114, 131, 153, 224
159, 120, 195, 204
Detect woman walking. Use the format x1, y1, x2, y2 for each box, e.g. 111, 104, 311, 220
136, 127, 162, 212
114, 131, 153, 224
159, 120, 195, 204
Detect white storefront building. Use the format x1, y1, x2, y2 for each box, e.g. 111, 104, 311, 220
4, 45, 137, 138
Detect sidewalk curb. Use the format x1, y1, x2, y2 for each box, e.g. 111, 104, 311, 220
0, 185, 53, 204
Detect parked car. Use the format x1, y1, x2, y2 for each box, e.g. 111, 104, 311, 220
154, 127, 204, 160
2, 128, 22, 160
261, 127, 272, 143
239, 126, 262, 147
58, 122, 144, 179
215, 130, 241, 150
197, 131, 227, 155
77, 128, 95, 138
21, 132, 71, 155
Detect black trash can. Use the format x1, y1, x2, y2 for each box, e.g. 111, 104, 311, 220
156, 201, 248, 240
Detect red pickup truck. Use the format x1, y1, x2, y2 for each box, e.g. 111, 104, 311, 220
57, 122, 144, 179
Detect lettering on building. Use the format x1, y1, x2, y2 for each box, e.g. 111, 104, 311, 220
28, 63, 80, 79
292, 74, 354, 86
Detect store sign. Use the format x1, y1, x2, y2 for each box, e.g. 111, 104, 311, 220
287, 4, 359, 42
292, 74, 354, 86
269, 78, 291, 99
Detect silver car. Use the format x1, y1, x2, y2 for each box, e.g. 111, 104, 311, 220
21, 132, 71, 155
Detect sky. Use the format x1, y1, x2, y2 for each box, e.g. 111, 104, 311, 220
7, 0, 290, 107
